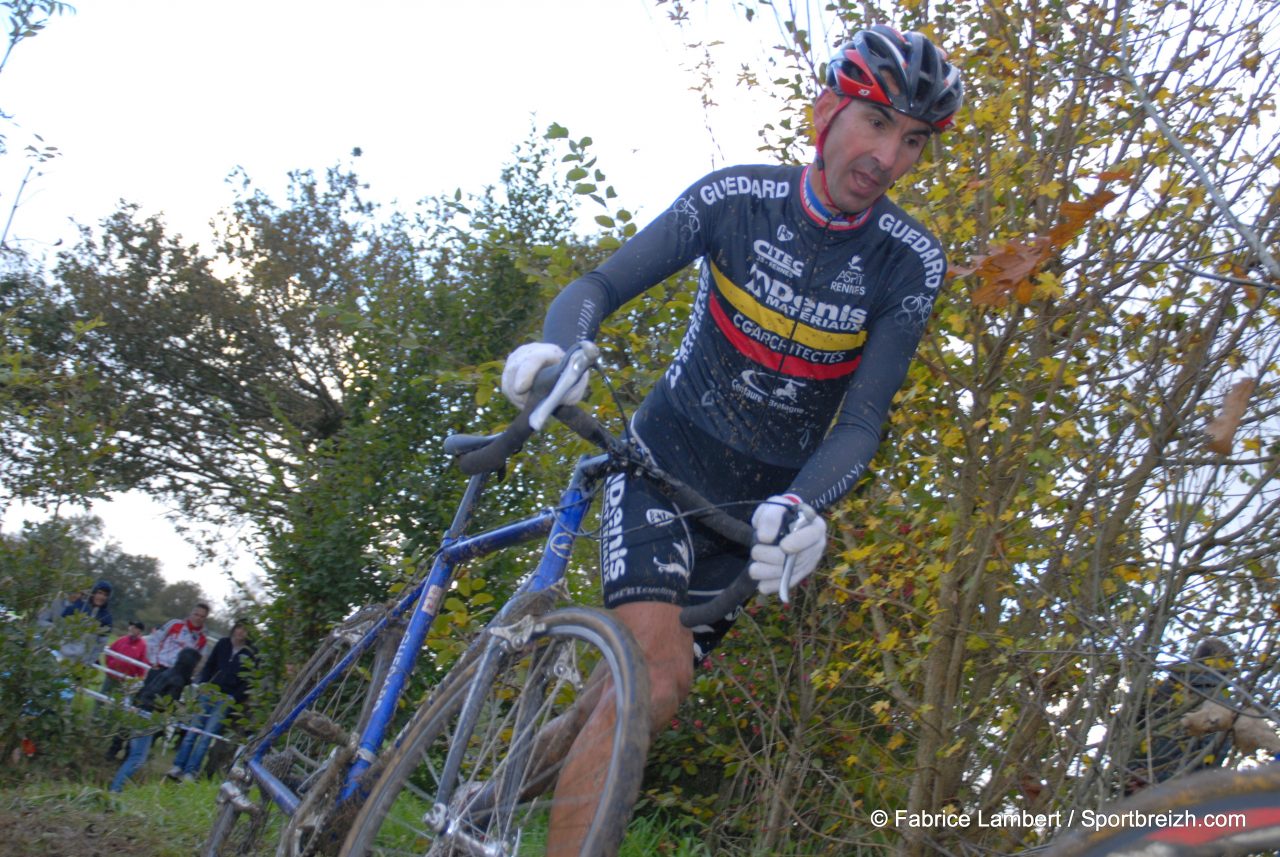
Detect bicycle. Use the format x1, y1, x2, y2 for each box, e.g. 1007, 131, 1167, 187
202, 341, 760, 857
1039, 762, 1280, 856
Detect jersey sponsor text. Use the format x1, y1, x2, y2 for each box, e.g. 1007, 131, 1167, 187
699, 175, 790, 206
879, 213, 945, 290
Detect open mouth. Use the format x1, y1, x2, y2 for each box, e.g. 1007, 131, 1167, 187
850, 170, 884, 195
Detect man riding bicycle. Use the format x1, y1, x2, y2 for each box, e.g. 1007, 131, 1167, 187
499, 26, 963, 855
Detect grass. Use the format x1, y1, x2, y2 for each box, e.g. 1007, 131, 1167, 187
620, 812, 715, 856
0, 761, 711, 857
0, 776, 220, 857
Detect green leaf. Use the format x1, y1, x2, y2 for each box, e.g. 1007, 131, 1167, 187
546, 123, 569, 139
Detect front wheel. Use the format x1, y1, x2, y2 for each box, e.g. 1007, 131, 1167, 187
341, 605, 651, 857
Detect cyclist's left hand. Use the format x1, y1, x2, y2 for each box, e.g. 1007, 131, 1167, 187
748, 495, 827, 596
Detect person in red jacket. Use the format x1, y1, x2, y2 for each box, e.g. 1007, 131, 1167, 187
97, 620, 149, 707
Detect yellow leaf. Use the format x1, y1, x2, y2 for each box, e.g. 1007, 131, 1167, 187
1037, 180, 1064, 199
844, 544, 876, 562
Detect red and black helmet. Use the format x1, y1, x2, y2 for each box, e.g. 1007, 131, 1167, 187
826, 25, 964, 131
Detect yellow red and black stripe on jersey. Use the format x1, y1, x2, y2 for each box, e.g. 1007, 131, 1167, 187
707, 261, 867, 380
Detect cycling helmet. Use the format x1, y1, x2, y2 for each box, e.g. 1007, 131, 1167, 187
826, 25, 963, 131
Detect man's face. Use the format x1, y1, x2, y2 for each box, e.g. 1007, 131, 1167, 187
128, 625, 143, 639
231, 626, 248, 646
189, 607, 208, 629
91, 589, 109, 605
813, 93, 932, 214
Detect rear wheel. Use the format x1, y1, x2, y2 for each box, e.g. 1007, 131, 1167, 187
341, 605, 651, 857
202, 604, 403, 857
1043, 764, 1280, 856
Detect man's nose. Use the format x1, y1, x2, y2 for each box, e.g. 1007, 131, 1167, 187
869, 134, 901, 172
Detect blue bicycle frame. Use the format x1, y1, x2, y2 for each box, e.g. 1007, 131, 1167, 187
243, 452, 608, 815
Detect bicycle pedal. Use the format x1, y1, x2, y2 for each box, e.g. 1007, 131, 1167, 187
217, 780, 261, 815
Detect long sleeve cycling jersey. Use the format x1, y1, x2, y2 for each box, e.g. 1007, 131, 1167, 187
543, 163, 945, 511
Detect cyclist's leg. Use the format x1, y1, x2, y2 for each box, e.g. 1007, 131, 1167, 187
547, 467, 752, 854
547, 601, 693, 856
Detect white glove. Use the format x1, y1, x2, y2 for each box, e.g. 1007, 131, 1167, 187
500, 343, 587, 409
748, 494, 827, 596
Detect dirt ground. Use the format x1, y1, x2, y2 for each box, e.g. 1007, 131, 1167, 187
0, 796, 175, 857
0, 748, 215, 857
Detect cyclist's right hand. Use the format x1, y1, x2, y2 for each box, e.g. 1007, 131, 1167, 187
501, 343, 588, 409
748, 494, 827, 597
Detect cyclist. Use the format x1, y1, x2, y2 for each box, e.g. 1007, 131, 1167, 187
499, 26, 962, 854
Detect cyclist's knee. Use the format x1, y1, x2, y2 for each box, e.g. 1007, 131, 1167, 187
612, 601, 694, 728
646, 656, 692, 727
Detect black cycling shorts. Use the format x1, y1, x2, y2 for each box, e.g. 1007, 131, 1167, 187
598, 469, 752, 661
596, 390, 801, 660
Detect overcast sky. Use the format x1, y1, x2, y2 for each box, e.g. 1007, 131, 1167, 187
0, 1, 833, 606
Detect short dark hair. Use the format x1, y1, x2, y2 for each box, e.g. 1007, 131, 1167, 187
128, 620, 145, 631
194, 602, 211, 613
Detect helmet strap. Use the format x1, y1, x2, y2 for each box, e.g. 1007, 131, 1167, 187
814, 95, 854, 214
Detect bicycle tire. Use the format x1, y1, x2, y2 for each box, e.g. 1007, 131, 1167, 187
202, 603, 403, 857
1042, 764, 1280, 856
340, 605, 651, 857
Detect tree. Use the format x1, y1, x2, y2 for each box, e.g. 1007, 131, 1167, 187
140, 579, 210, 631
635, 0, 1280, 853
93, 543, 165, 629
31, 134, 588, 657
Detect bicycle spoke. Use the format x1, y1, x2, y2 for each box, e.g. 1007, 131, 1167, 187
342, 607, 649, 857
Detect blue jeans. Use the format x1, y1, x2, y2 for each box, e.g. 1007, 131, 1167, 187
172, 696, 229, 777
109, 733, 155, 792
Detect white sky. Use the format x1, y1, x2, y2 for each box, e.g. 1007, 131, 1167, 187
0, 0, 833, 607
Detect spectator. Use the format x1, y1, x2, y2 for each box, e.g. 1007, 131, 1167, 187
167, 622, 257, 782
58, 580, 114, 665
99, 620, 149, 700
147, 602, 210, 675
1127, 637, 1235, 793
108, 647, 202, 792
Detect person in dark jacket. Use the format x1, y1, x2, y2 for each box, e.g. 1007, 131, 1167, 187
108, 647, 201, 792
58, 580, 114, 664
1126, 637, 1236, 793
167, 622, 257, 781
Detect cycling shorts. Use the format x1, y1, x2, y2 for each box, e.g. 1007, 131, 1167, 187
598, 392, 799, 661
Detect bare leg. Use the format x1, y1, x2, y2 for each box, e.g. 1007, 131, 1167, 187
545, 602, 693, 856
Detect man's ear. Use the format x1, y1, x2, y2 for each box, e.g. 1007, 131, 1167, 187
813, 89, 841, 137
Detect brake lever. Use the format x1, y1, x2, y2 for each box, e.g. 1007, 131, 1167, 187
778, 505, 816, 605
529, 341, 600, 432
